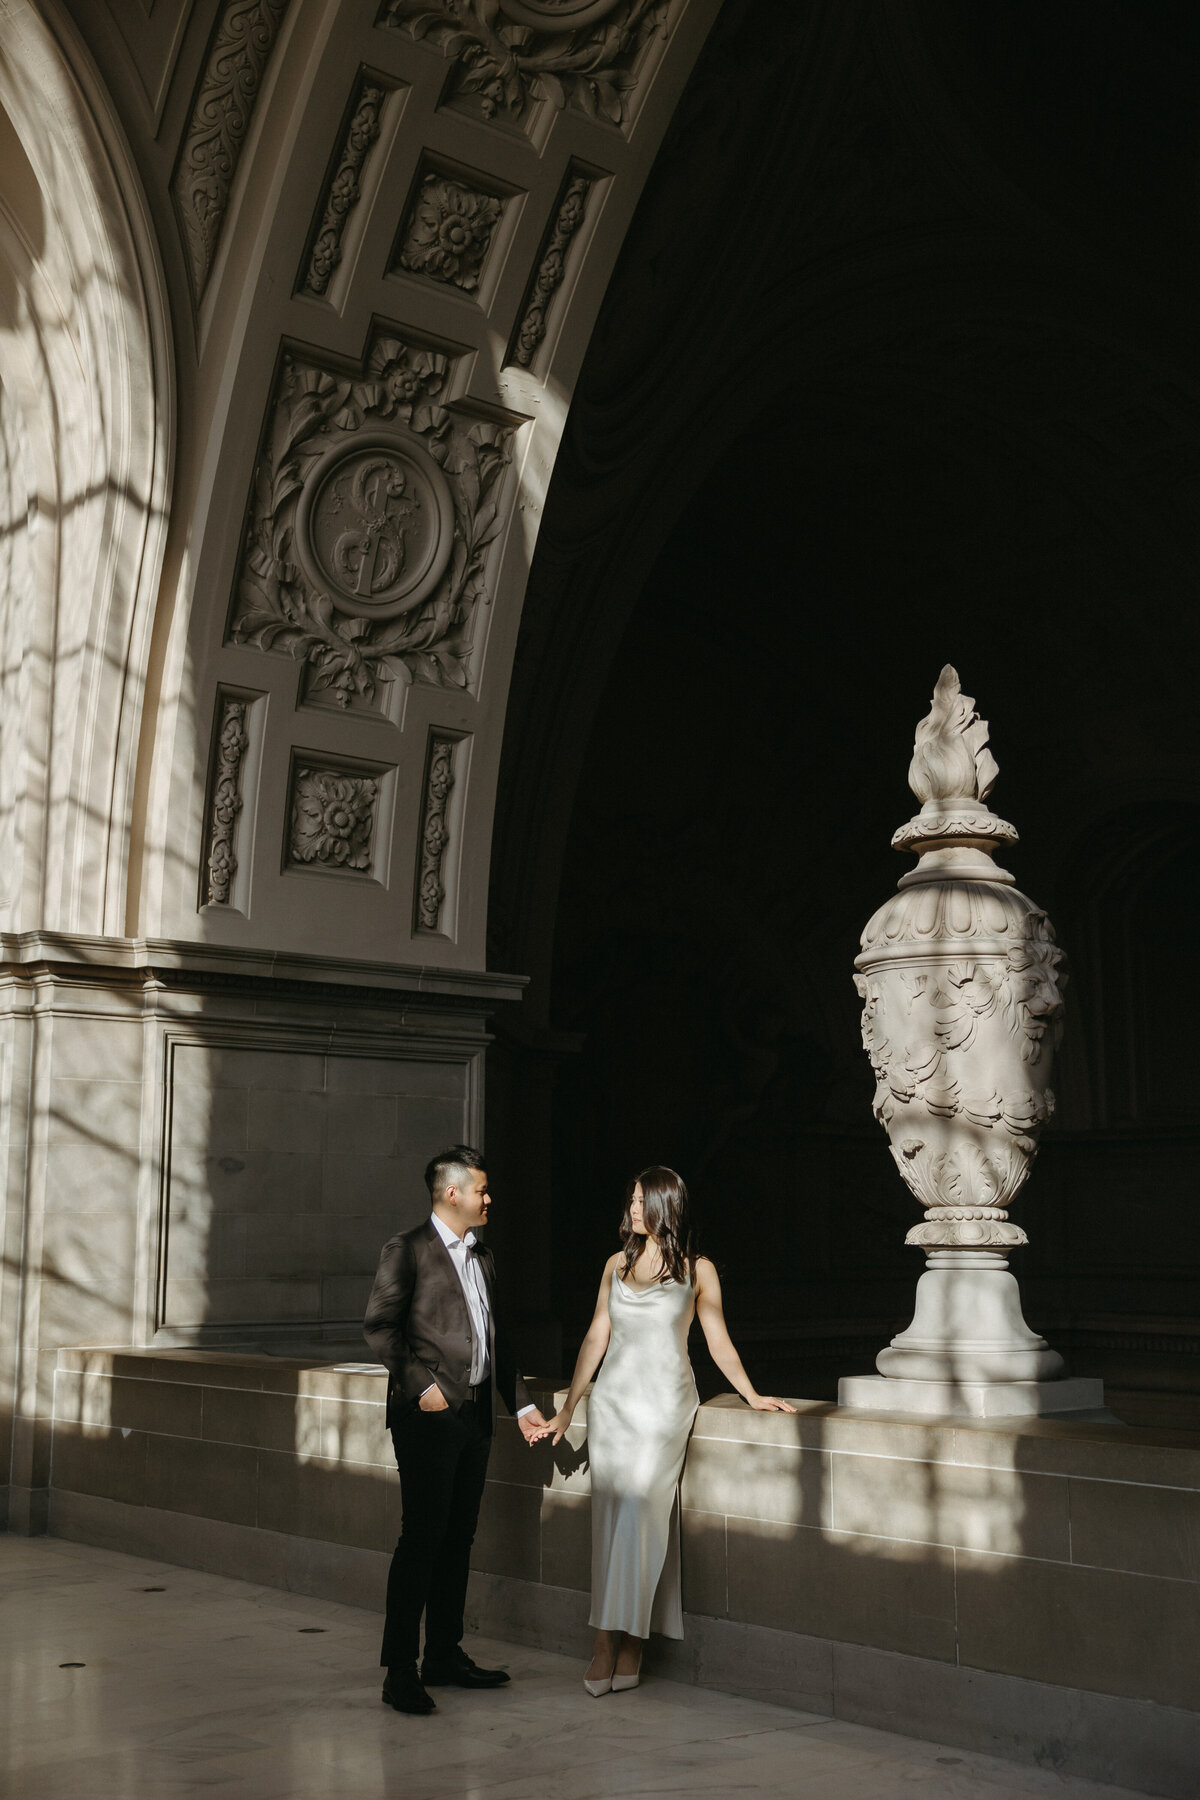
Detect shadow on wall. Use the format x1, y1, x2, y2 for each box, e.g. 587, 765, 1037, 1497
41, 1348, 1200, 1798
489, 1394, 1200, 1736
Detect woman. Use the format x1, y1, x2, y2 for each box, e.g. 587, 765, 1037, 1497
531, 1166, 795, 1695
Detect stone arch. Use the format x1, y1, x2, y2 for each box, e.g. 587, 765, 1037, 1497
0, 1, 173, 937
482, 0, 1200, 1365
127, 0, 723, 960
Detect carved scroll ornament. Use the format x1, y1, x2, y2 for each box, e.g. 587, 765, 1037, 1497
173, 0, 291, 296
854, 667, 1066, 1250
303, 80, 387, 297
230, 336, 513, 702
512, 173, 590, 366
377, 0, 668, 126
417, 735, 456, 930
204, 697, 250, 905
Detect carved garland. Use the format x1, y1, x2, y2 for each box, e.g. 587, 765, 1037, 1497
303, 79, 388, 298
204, 697, 250, 905
230, 336, 513, 700
855, 931, 1062, 1142
417, 735, 456, 929
512, 173, 590, 366
173, 0, 291, 296
376, 0, 669, 127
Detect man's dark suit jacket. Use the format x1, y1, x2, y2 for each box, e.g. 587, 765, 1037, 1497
363, 1217, 532, 1431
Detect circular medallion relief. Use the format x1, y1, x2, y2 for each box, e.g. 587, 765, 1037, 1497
294, 431, 455, 621
499, 0, 622, 28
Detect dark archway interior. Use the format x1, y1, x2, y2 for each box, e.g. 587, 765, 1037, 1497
489, 1, 1200, 1411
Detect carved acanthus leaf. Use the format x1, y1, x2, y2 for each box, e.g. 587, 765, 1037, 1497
376, 0, 668, 127
890, 1137, 1031, 1232
173, 0, 291, 296
230, 336, 513, 700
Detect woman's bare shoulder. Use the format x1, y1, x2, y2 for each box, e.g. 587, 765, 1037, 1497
602, 1250, 622, 1275
693, 1254, 719, 1285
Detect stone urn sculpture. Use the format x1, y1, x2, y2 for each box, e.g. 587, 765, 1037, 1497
838, 667, 1104, 1417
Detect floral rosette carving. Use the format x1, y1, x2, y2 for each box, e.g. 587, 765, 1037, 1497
377, 0, 669, 126
231, 337, 512, 701
290, 768, 376, 869
397, 175, 503, 291
854, 668, 1067, 1250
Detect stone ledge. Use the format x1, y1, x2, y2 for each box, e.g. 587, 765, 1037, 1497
55, 1347, 389, 1400
46, 1348, 1200, 1717
55, 1351, 1200, 1485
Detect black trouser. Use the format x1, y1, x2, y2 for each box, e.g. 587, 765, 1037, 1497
380, 1386, 492, 1669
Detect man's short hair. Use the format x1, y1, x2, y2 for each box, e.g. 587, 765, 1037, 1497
425, 1144, 486, 1205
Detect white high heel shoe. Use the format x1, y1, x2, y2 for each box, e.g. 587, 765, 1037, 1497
583, 1670, 612, 1697
610, 1656, 642, 1692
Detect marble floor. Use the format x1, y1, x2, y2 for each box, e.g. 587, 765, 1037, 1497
0, 1536, 1153, 1800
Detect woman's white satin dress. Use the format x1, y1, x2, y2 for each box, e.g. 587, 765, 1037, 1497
587, 1269, 698, 1640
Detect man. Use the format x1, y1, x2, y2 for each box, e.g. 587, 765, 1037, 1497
363, 1145, 547, 1715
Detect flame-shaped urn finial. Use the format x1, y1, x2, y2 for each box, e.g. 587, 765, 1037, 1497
840, 669, 1105, 1416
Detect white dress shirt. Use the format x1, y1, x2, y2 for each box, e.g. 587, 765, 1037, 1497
430, 1210, 490, 1383
426, 1212, 535, 1417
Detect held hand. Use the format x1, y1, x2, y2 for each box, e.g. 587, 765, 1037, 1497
528, 1408, 572, 1446
746, 1394, 797, 1413
518, 1408, 549, 1443
418, 1385, 449, 1412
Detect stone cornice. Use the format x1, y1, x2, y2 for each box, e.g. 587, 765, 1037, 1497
0, 931, 528, 1004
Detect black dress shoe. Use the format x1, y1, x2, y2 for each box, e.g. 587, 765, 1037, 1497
420, 1647, 510, 1688
382, 1665, 437, 1713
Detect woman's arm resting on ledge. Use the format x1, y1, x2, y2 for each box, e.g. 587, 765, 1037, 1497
528, 1254, 618, 1444
694, 1257, 796, 1413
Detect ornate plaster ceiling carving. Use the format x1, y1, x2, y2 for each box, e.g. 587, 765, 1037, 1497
377, 0, 668, 128
230, 333, 513, 702
50, 0, 718, 956
172, 0, 291, 297
302, 77, 389, 297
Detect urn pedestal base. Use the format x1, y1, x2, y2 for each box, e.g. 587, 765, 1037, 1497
839, 1253, 1110, 1418
837, 1373, 1109, 1419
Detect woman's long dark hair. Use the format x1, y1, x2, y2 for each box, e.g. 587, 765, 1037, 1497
619, 1165, 696, 1285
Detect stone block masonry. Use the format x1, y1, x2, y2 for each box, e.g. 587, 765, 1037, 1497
42, 1349, 1200, 1799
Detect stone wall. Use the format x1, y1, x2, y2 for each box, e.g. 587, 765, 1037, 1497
0, 947, 512, 1535
161, 1039, 469, 1332
44, 1347, 1200, 1799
